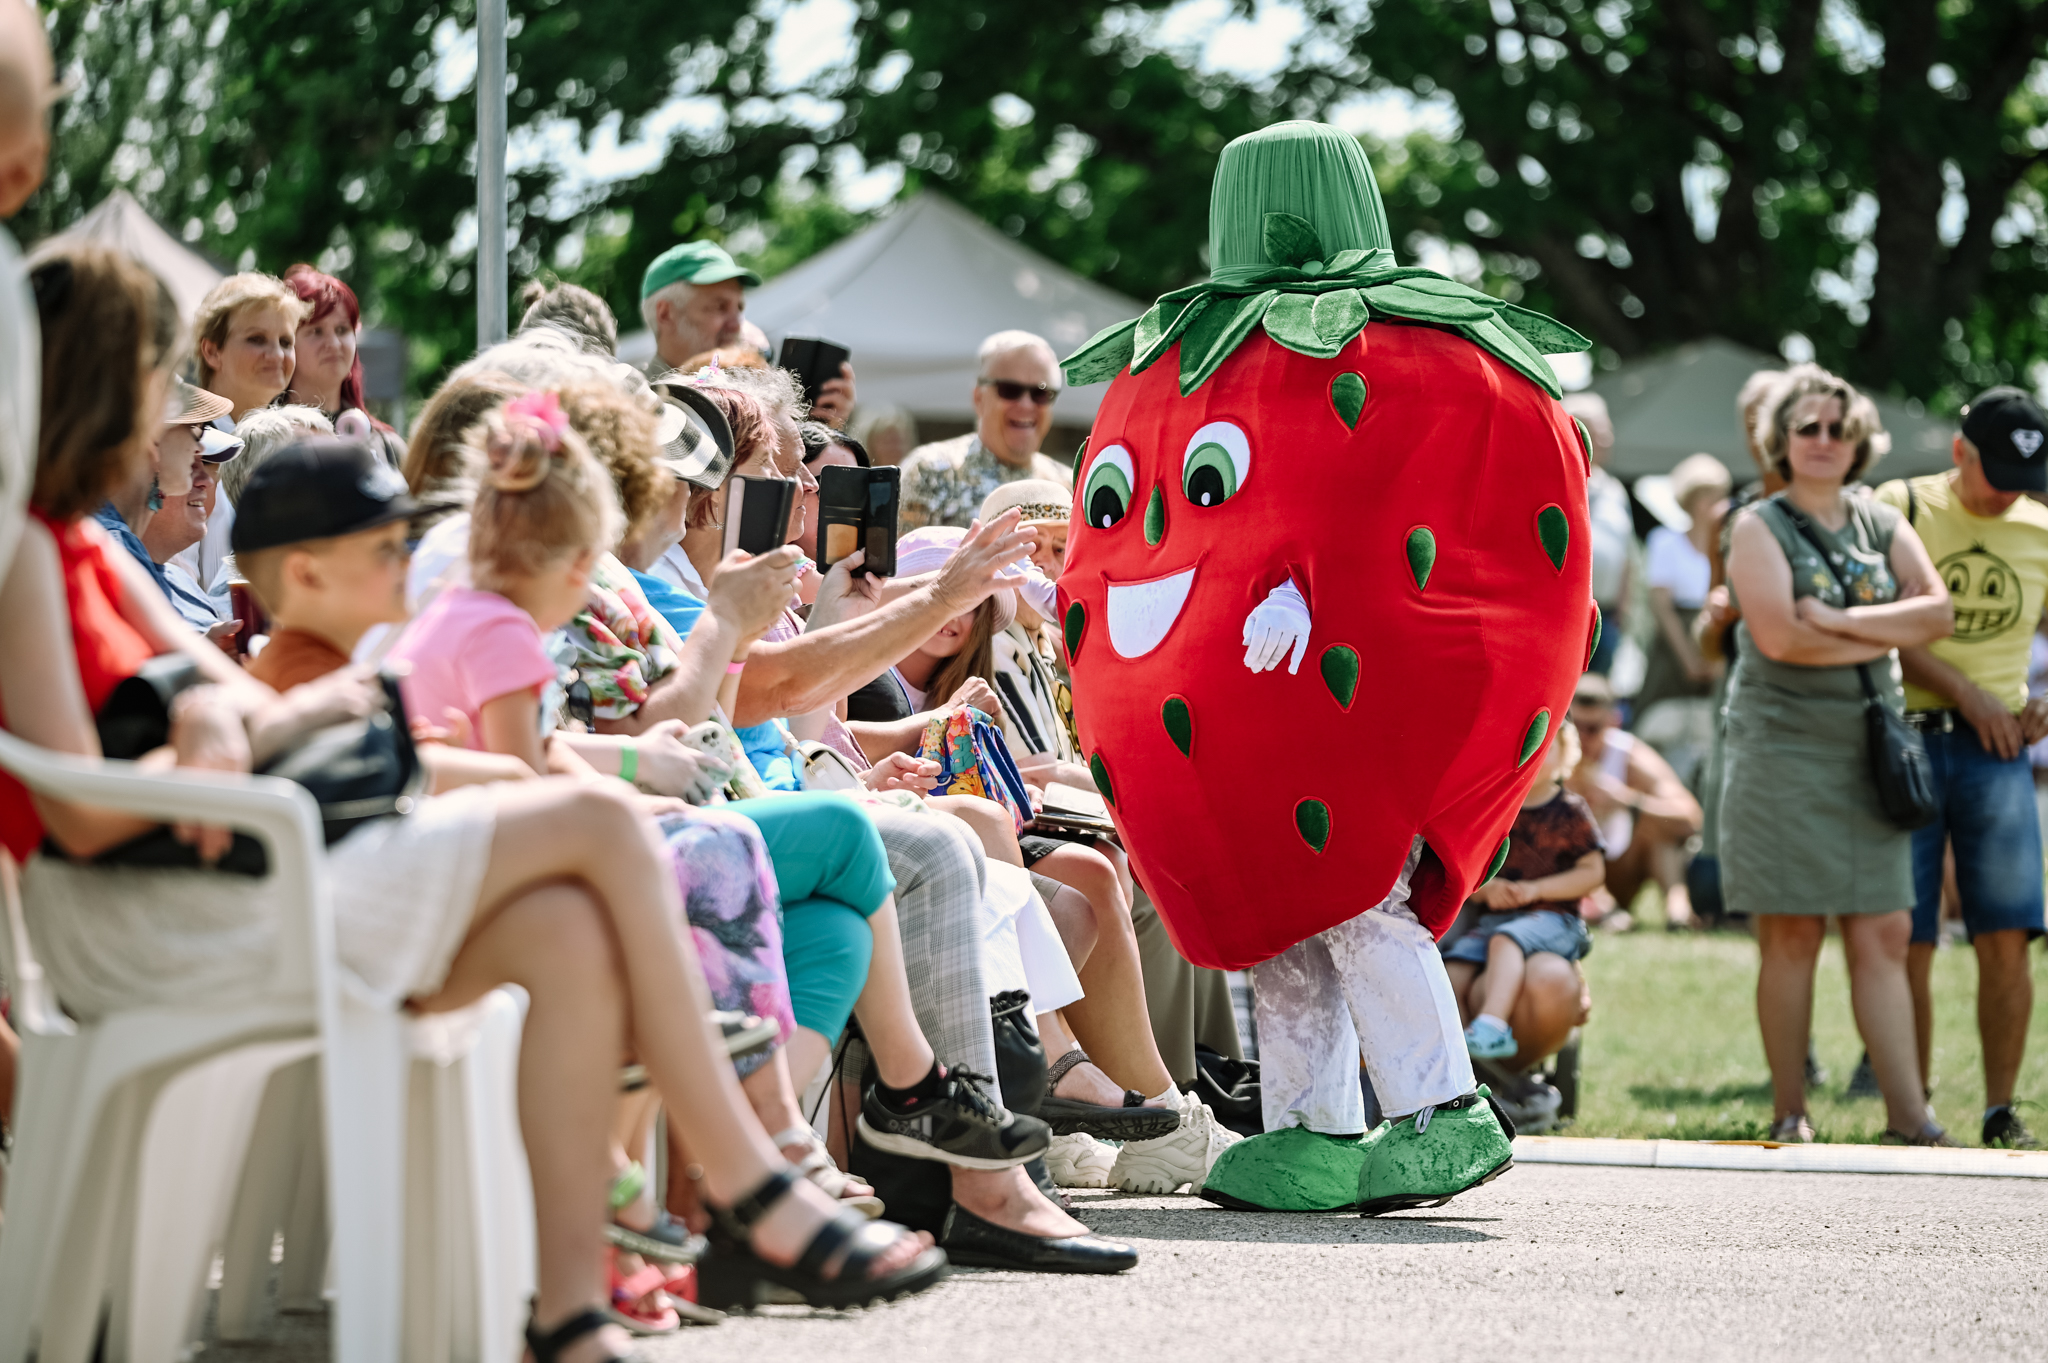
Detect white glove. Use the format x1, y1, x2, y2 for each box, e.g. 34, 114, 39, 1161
1242, 578, 1311, 674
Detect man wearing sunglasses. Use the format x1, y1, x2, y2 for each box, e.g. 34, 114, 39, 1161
900, 329, 1074, 530
1873, 387, 2048, 1150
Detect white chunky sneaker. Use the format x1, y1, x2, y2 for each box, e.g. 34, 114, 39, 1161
1110, 1090, 1241, 1194
1043, 1131, 1116, 1188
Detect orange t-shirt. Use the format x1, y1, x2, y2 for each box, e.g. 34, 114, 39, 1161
246, 628, 351, 693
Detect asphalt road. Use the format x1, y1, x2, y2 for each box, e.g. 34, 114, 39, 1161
210, 1163, 2048, 1362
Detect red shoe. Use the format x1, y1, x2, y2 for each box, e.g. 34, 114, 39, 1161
606, 1250, 679, 1335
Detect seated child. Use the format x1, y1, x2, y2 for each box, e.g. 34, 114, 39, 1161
1442, 721, 1605, 1061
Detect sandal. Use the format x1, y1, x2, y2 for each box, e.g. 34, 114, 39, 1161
695, 1166, 948, 1311
774, 1124, 886, 1218
1037, 1048, 1181, 1141
606, 1161, 706, 1264
606, 1250, 679, 1335
524, 1306, 646, 1363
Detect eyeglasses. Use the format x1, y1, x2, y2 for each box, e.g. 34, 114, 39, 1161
979, 378, 1060, 406
1792, 420, 1846, 441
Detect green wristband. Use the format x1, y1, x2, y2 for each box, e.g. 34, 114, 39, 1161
618, 741, 638, 786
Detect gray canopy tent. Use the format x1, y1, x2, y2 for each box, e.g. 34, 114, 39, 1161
48, 190, 224, 323
620, 192, 1144, 428
1588, 337, 1958, 482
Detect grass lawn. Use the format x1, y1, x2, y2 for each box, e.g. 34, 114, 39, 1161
1570, 923, 2048, 1144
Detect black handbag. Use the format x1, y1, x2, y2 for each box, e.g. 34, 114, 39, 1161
66, 657, 424, 877
1775, 501, 1939, 831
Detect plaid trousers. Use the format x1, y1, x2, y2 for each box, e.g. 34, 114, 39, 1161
846, 801, 1003, 1100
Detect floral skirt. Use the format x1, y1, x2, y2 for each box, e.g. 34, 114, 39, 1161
659, 807, 794, 1076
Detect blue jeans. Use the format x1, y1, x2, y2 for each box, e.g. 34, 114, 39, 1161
1909, 722, 2045, 944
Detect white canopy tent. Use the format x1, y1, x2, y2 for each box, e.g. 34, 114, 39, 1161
620, 192, 1144, 423
1587, 337, 1957, 482
48, 190, 224, 324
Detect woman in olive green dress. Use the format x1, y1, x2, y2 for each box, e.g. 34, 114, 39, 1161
1722, 369, 1952, 1145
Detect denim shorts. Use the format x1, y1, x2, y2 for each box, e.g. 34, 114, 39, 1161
1909, 721, 2046, 944
1440, 909, 1593, 965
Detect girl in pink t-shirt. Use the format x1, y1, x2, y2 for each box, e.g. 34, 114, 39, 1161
390, 391, 620, 773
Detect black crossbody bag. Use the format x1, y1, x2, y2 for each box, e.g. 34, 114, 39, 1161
61, 655, 425, 877
1772, 500, 1938, 831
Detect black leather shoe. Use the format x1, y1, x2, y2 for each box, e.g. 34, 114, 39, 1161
938, 1204, 1137, 1274
1036, 1089, 1181, 1141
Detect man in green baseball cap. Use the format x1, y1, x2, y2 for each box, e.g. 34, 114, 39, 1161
639, 240, 761, 373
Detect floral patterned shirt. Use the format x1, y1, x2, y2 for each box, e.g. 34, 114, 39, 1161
898, 434, 1073, 530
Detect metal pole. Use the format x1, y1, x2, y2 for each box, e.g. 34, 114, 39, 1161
476, 0, 508, 349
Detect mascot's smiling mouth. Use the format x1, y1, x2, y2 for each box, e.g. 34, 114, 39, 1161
1106, 564, 1197, 658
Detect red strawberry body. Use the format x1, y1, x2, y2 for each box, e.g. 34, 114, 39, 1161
1058, 321, 1592, 970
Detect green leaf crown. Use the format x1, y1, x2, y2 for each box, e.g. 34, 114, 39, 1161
1064, 208, 1591, 399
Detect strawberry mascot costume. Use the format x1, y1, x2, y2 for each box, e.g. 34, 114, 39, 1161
1058, 122, 1594, 1212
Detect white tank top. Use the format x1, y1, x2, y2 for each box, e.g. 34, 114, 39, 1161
1597, 729, 1637, 856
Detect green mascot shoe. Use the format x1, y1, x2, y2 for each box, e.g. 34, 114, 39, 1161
1197, 1124, 1374, 1211
1356, 1087, 1514, 1216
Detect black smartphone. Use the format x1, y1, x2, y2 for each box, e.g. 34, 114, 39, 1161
816, 464, 900, 577
723, 475, 798, 557
778, 335, 852, 406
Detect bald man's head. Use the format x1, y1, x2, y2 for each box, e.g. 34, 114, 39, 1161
0, 0, 55, 218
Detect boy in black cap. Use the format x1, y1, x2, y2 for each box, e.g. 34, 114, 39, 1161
1875, 386, 2048, 1148
231, 436, 417, 691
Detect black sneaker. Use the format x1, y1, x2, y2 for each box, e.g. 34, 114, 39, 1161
858, 1066, 1052, 1169
1845, 1051, 1880, 1098
1984, 1105, 2041, 1150
1804, 1047, 1829, 1090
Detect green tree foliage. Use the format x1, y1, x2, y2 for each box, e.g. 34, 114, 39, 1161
1280, 0, 2048, 403
26, 1, 2048, 405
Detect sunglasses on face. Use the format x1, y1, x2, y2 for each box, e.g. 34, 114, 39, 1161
979, 378, 1059, 406
1792, 420, 1846, 441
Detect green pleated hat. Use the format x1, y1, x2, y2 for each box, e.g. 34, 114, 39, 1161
1063, 121, 1590, 398
1208, 121, 1393, 274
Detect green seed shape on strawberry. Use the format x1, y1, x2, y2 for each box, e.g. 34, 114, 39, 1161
1065, 601, 1087, 663
1406, 527, 1436, 591
1538, 504, 1570, 572
1483, 836, 1512, 884
1320, 645, 1360, 710
1089, 751, 1115, 806
1331, 372, 1368, 428
1162, 695, 1194, 756
1295, 798, 1332, 852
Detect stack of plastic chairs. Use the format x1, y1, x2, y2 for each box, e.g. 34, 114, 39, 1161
0, 730, 533, 1362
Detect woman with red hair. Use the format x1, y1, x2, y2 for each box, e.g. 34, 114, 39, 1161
282, 263, 404, 466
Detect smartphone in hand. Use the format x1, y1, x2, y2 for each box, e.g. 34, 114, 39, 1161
723, 476, 799, 557
816, 465, 899, 577
778, 335, 852, 406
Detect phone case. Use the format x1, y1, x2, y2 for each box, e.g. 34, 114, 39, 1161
815, 465, 899, 576
778, 335, 851, 404
723, 476, 799, 557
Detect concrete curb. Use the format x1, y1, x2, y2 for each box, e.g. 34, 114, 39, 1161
1513, 1134, 2048, 1179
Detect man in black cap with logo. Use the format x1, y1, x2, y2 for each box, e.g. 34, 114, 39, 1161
232, 436, 418, 692
1875, 387, 2048, 1148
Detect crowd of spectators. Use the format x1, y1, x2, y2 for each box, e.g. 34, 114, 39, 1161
0, 11, 1276, 1348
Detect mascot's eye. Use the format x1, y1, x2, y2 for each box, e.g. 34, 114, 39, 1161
1182, 422, 1250, 508
1082, 444, 1136, 529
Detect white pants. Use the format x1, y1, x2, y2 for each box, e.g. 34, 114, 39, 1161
1250, 844, 1472, 1132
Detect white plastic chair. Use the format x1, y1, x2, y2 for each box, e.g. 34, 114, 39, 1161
0, 729, 529, 1362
